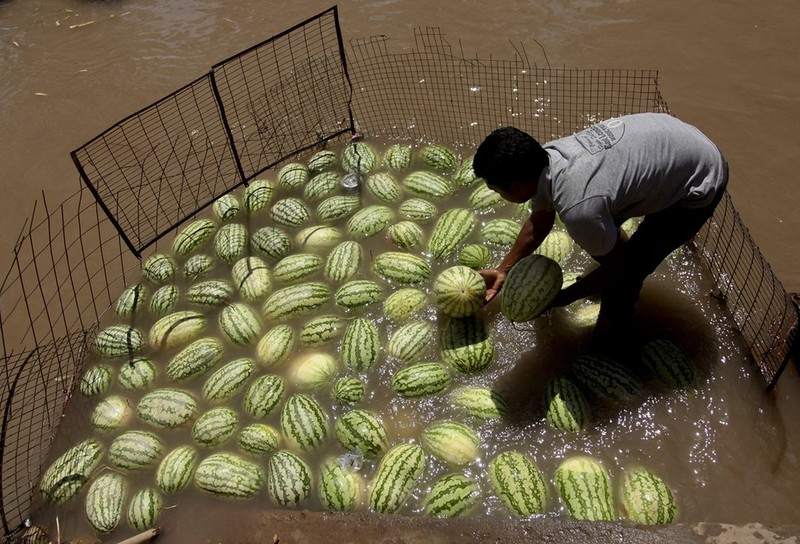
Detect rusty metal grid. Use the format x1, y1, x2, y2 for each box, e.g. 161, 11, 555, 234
71, 6, 354, 258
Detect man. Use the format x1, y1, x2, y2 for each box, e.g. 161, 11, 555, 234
473, 112, 728, 341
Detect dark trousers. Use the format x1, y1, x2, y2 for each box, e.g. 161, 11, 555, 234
600, 182, 728, 320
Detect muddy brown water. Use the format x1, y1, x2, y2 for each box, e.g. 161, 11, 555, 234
2, 0, 800, 541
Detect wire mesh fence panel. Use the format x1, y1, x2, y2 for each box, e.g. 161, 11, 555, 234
71, 7, 353, 257
694, 192, 798, 389
212, 6, 353, 179
347, 28, 669, 148
0, 186, 138, 537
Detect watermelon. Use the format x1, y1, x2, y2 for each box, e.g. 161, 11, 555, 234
242, 179, 274, 213
501, 254, 562, 322
399, 198, 437, 221
281, 394, 329, 451
148, 310, 207, 351
535, 230, 573, 263
489, 451, 548, 517
459, 243, 492, 270
295, 225, 343, 251
238, 423, 280, 456
183, 254, 215, 282
420, 143, 458, 171
85, 473, 127, 534
212, 193, 240, 222
300, 314, 346, 347
453, 155, 481, 187
148, 284, 179, 314
387, 221, 424, 249
572, 354, 641, 403
93, 325, 144, 358
383, 144, 412, 171
335, 409, 388, 456
278, 162, 309, 189
108, 430, 163, 471
115, 283, 148, 318
118, 357, 157, 391
316, 195, 361, 221
142, 253, 176, 285
369, 444, 426, 514
219, 302, 262, 346
290, 352, 338, 390
270, 197, 310, 227
543, 376, 589, 432
192, 407, 239, 447
186, 279, 234, 307
387, 320, 434, 364
642, 339, 696, 388
272, 253, 324, 284
341, 318, 381, 373
40, 439, 103, 505
172, 219, 215, 256
441, 315, 494, 374
268, 450, 312, 506
392, 362, 450, 398
262, 282, 332, 320
332, 377, 366, 405
156, 445, 198, 494
251, 226, 292, 259
319, 458, 361, 512
371, 251, 431, 284
325, 241, 363, 283
202, 358, 256, 403
166, 337, 224, 381
90, 395, 130, 432
231, 256, 271, 301
127, 488, 162, 531
256, 324, 295, 368
403, 170, 452, 198
335, 280, 383, 309
421, 421, 480, 465
137, 388, 198, 429
450, 387, 508, 419
194, 453, 264, 499
620, 466, 677, 525
469, 184, 504, 210
342, 141, 378, 174
304, 171, 340, 201
243, 374, 285, 418
79, 365, 112, 397
555, 456, 614, 521
347, 205, 393, 237
433, 266, 486, 318
424, 473, 480, 518
482, 219, 521, 246
213, 222, 247, 264
365, 172, 401, 202
428, 208, 476, 259
383, 288, 428, 321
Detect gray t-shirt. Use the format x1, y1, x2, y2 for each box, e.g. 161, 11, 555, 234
533, 113, 727, 256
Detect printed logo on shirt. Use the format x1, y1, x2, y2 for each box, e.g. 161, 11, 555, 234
575, 118, 625, 155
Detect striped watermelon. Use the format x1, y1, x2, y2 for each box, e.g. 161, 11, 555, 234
304, 171, 340, 202
319, 458, 361, 512
332, 377, 366, 405
90, 395, 130, 432
469, 184, 504, 210
544, 376, 589, 432
383, 288, 428, 321
387, 221, 424, 249
371, 251, 431, 284
424, 473, 480, 518
137, 388, 198, 429
307, 149, 336, 176
172, 219, 215, 256
428, 208, 476, 258
572, 354, 641, 403
231, 256, 272, 301
290, 352, 338, 390
186, 279, 234, 307
383, 144, 412, 171
194, 453, 264, 499
268, 450, 312, 506
115, 283, 148, 318
212, 193, 241, 222
271, 197, 311, 227
459, 243, 492, 270
342, 141, 378, 174
403, 170, 452, 198
441, 315, 494, 374
450, 387, 508, 419
80, 365, 112, 397
368, 443, 426, 514
40, 439, 103, 505
256, 324, 295, 368
183, 254, 215, 282
535, 230, 573, 263
238, 423, 280, 456
148, 284, 179, 315
419, 143, 458, 171
433, 266, 486, 317
251, 226, 292, 259
392, 362, 450, 398
316, 195, 361, 221
280, 394, 329, 451
555, 456, 614, 521
347, 205, 394, 237
142, 253, 176, 285
118, 357, 157, 391
335, 280, 383, 309
295, 225, 344, 251
278, 162, 310, 189
365, 172, 401, 202
325, 241, 363, 283
501, 254, 562, 322
127, 488, 162, 531
335, 409, 388, 456
148, 310, 207, 350
387, 320, 434, 364
262, 282, 332, 320
93, 325, 144, 358
202, 357, 256, 403
421, 421, 480, 465
341, 318, 381, 373
192, 407, 238, 447
243, 374, 285, 418
213, 222, 247, 264
399, 198, 438, 221
85, 473, 127, 534
166, 337, 224, 381
642, 339, 696, 388
242, 179, 274, 213
620, 466, 677, 525
453, 155, 481, 187
108, 430, 163, 471
481, 219, 521, 245
489, 451, 548, 517
272, 253, 324, 284
219, 302, 262, 346
156, 445, 198, 493
299, 314, 346, 347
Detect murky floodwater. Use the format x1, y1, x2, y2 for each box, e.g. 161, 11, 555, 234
2, 0, 800, 540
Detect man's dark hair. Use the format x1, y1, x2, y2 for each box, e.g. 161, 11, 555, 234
473, 126, 548, 189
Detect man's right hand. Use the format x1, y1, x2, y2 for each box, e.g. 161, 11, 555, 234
479, 268, 507, 304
